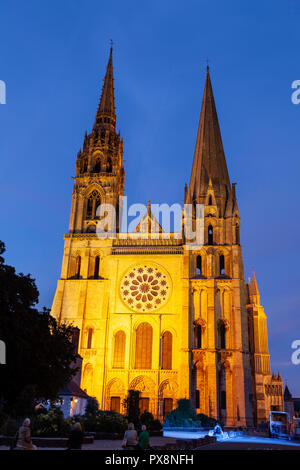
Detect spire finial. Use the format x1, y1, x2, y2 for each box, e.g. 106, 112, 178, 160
206, 58, 210, 73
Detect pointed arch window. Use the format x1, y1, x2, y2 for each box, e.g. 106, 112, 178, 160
208, 225, 213, 245
161, 331, 172, 370
135, 323, 152, 369
86, 190, 101, 220
94, 159, 101, 173
94, 256, 100, 279
220, 255, 225, 275
208, 195, 213, 206
113, 331, 126, 369
87, 198, 93, 219
196, 255, 202, 275
107, 157, 112, 173
81, 159, 88, 174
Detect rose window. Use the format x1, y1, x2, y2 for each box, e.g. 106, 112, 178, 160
120, 265, 171, 312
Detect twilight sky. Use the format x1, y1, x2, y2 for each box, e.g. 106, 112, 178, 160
0, 0, 300, 393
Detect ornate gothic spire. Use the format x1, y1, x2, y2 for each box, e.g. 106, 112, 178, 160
94, 46, 116, 129
186, 66, 231, 206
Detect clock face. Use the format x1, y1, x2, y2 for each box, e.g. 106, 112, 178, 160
120, 264, 171, 312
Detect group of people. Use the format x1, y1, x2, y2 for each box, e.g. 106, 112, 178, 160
122, 423, 150, 450
12, 418, 149, 451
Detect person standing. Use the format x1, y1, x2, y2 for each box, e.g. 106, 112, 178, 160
122, 423, 138, 449
138, 425, 150, 450
16, 418, 37, 450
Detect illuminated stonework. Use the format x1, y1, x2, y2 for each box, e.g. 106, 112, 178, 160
51, 49, 284, 425
120, 264, 171, 312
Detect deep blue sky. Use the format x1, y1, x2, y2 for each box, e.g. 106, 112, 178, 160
1, 0, 300, 394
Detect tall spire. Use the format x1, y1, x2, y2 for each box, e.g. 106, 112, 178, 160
94, 46, 116, 128
186, 66, 231, 206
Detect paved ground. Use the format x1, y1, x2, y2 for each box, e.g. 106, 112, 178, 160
1, 435, 300, 451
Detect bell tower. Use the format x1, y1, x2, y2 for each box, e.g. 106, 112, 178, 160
187, 66, 253, 426
69, 46, 124, 235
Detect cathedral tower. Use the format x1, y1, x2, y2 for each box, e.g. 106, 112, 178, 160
69, 47, 124, 236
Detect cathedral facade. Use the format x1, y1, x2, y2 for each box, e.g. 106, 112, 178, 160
51, 48, 283, 426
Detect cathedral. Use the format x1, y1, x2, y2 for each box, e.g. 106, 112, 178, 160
51, 47, 284, 426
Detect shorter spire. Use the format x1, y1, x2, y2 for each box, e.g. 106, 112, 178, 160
249, 268, 261, 305
252, 268, 259, 296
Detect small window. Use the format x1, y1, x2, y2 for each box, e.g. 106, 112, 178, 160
220, 255, 225, 275
208, 225, 213, 245
195, 325, 202, 349
196, 255, 202, 275
220, 323, 226, 349
87, 328, 93, 349
235, 224, 240, 244
208, 195, 213, 206
75, 256, 81, 279
94, 256, 100, 279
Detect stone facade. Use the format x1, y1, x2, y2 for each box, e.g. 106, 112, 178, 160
51, 49, 283, 426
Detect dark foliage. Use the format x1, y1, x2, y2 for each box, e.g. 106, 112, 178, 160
164, 398, 216, 428
140, 410, 162, 431
84, 397, 99, 416
0, 242, 77, 415
123, 390, 140, 426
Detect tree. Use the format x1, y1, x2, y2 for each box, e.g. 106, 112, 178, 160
0, 241, 77, 415
123, 390, 140, 426
84, 397, 99, 416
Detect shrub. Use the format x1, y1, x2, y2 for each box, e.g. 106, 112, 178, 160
140, 411, 162, 431
0, 416, 21, 436
84, 397, 99, 417
31, 407, 71, 437
195, 413, 217, 428
83, 410, 127, 434
164, 399, 216, 429
164, 398, 195, 426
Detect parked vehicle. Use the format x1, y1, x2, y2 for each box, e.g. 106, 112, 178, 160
269, 411, 290, 439
291, 417, 300, 440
